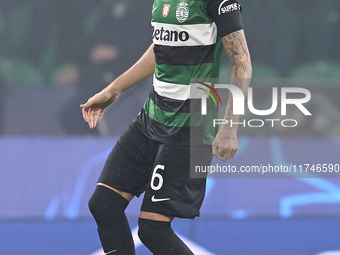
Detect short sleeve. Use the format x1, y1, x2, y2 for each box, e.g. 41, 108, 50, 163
208, 0, 243, 38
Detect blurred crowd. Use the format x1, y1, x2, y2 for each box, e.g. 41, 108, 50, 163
0, 0, 153, 85
0, 0, 339, 136
0, 0, 339, 86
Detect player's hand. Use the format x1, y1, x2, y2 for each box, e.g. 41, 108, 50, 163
80, 91, 118, 129
212, 128, 239, 162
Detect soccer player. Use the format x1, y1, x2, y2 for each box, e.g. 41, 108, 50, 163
81, 0, 251, 254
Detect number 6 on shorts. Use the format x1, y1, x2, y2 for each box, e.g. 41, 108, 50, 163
150, 165, 165, 191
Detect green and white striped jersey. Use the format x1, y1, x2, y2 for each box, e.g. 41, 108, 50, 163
133, 0, 243, 145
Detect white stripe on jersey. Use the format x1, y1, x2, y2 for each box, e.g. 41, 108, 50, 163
151, 22, 217, 47
153, 75, 211, 100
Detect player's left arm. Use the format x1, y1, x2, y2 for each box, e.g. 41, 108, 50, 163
212, 29, 252, 161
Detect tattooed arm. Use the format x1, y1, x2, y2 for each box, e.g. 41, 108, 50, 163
212, 29, 252, 161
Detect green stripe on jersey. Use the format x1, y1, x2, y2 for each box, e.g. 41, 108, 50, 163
152, 0, 212, 25
143, 97, 190, 127
143, 96, 217, 144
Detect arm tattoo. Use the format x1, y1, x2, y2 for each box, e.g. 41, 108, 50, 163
221, 136, 237, 141
222, 30, 252, 83
221, 30, 252, 127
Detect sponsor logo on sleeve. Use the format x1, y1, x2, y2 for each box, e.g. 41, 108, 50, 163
218, 0, 241, 15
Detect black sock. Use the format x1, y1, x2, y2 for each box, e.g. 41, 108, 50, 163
88, 185, 135, 255
138, 218, 194, 255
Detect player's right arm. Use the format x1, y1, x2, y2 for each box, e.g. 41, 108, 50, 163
81, 43, 156, 129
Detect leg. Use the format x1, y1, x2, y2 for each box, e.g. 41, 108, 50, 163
97, 182, 134, 201
137, 144, 213, 254
138, 212, 194, 255
88, 124, 157, 254
88, 184, 135, 255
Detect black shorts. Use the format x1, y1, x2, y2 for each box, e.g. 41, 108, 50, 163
98, 124, 213, 219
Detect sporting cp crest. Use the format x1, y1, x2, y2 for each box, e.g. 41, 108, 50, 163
163, 4, 170, 17
176, 2, 189, 23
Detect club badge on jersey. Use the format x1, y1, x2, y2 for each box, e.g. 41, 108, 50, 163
176, 2, 189, 23
163, 4, 170, 17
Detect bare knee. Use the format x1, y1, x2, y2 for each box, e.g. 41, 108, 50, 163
139, 211, 173, 222
97, 182, 134, 202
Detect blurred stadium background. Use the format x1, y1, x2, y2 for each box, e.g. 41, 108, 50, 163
1, 0, 340, 254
